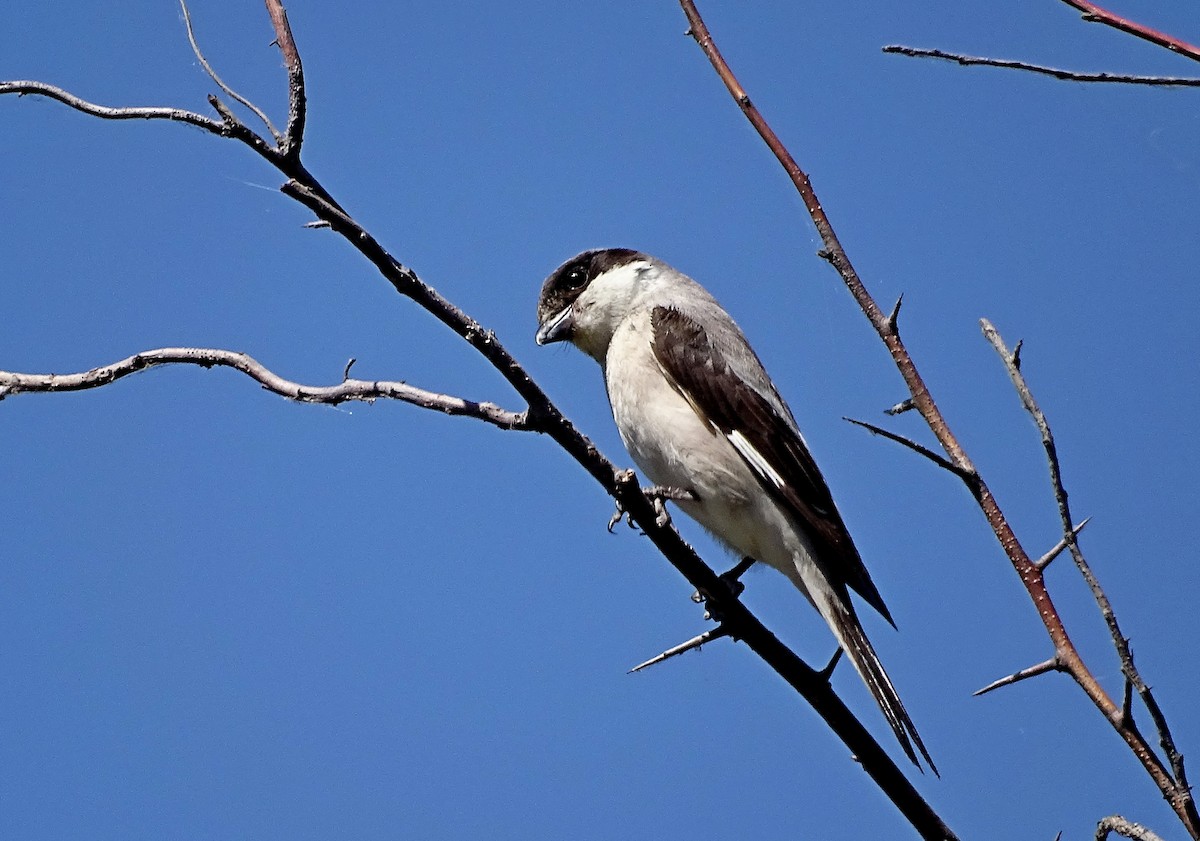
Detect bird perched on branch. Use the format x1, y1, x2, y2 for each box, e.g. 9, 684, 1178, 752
535, 247, 935, 773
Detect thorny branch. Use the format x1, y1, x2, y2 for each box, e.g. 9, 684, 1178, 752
677, 0, 1197, 836
0, 2, 954, 838
981, 321, 1194, 812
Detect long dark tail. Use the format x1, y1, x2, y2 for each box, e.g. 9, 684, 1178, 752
829, 604, 938, 776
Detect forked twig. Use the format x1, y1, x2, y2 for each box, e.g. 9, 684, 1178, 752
180, 0, 281, 141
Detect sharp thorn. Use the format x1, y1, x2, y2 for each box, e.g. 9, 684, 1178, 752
628, 626, 732, 674
974, 656, 1061, 697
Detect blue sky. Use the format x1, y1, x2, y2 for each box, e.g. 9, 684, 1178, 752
2, 1, 1198, 838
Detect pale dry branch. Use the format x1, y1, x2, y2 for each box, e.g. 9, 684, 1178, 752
1096, 815, 1167, 841
883, 46, 1200, 86
0, 348, 532, 430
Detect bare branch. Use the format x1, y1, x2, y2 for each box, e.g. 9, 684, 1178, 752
981, 318, 1196, 826
883, 46, 1200, 86
0, 348, 532, 431
628, 626, 731, 674
180, 0, 281, 141
1057, 0, 1200, 64
263, 0, 306, 156
1096, 815, 1168, 841
974, 657, 1063, 697
678, 0, 1198, 833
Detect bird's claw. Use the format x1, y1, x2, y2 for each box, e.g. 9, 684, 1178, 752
607, 500, 633, 533
608, 484, 697, 533
692, 556, 756, 620
642, 484, 698, 528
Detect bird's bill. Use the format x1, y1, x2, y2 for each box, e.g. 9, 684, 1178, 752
535, 306, 575, 345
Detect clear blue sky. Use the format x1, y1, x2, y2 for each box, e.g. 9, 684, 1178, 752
2, 1, 1198, 838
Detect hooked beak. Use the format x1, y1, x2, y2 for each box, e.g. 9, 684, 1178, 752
535, 306, 575, 346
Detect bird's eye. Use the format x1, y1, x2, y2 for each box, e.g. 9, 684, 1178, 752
564, 267, 587, 289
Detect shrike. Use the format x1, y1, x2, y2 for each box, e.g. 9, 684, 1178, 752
536, 247, 935, 772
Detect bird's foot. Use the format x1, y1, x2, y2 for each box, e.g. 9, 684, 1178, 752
608, 483, 698, 532
643, 484, 698, 528
692, 556, 756, 620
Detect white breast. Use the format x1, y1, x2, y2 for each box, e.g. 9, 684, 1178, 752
601, 311, 814, 582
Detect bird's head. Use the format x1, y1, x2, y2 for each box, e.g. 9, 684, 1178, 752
536, 247, 654, 361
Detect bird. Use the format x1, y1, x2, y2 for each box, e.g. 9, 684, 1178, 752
535, 247, 935, 773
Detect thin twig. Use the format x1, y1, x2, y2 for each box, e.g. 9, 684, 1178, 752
0, 348, 532, 430
883, 46, 1200, 86
844, 417, 977, 486
180, 0, 282, 141
1034, 518, 1092, 571
1058, 0, 1200, 63
0, 80, 277, 160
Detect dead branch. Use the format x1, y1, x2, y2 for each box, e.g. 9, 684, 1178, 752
1096, 815, 1168, 841
679, 0, 1197, 835
981, 320, 1195, 820
0, 347, 532, 430
882, 46, 1200, 86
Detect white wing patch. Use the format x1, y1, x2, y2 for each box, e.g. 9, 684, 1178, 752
727, 429, 786, 490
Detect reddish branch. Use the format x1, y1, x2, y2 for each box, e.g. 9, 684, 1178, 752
677, 0, 1197, 837
1058, 0, 1200, 62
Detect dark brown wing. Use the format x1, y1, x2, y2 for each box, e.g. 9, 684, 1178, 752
650, 306, 895, 626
